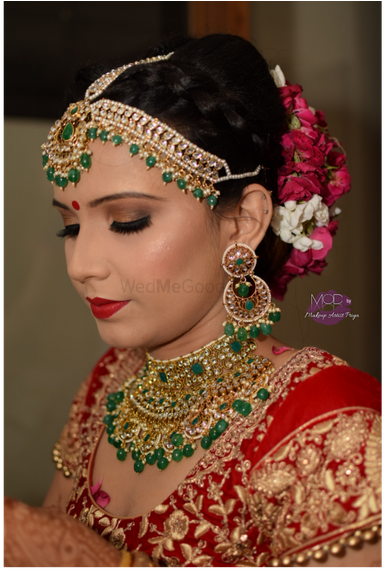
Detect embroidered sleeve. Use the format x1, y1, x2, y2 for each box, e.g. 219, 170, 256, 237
248, 408, 381, 565
52, 372, 93, 478
52, 346, 146, 479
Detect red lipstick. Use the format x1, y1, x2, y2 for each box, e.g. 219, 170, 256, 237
86, 297, 130, 319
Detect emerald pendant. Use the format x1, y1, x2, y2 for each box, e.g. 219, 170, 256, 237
134, 459, 145, 473
68, 169, 80, 184
172, 449, 183, 462
146, 155, 156, 168
117, 449, 127, 461
80, 154, 91, 169
183, 445, 194, 458
146, 453, 156, 465
62, 123, 74, 141
157, 457, 169, 470
230, 341, 242, 353
257, 388, 269, 401
237, 283, 249, 297
260, 323, 272, 336
191, 362, 204, 375
270, 312, 281, 322
201, 436, 212, 449
130, 144, 139, 155
224, 323, 235, 336
207, 195, 217, 207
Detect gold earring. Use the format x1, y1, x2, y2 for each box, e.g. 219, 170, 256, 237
221, 243, 281, 341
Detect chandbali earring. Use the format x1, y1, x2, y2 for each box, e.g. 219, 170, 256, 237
221, 243, 281, 341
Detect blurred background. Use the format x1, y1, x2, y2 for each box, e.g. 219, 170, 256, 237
5, 1, 381, 505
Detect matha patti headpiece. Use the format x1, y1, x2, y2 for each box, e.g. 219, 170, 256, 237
41, 52, 262, 209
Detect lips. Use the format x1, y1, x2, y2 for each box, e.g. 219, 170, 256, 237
86, 297, 130, 319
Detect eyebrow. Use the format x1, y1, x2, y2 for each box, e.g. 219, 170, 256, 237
52, 191, 167, 210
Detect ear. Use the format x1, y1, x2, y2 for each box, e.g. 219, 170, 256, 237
222, 184, 273, 251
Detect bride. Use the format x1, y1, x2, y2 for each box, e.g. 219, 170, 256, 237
5, 34, 381, 567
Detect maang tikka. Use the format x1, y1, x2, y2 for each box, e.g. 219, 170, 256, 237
221, 243, 281, 340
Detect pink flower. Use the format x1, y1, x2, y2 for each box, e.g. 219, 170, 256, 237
328, 219, 339, 236
90, 477, 110, 508
317, 133, 334, 158
271, 80, 350, 300
314, 110, 328, 129
278, 172, 323, 203
294, 108, 317, 129
281, 131, 324, 168
310, 227, 333, 260
322, 164, 351, 206
279, 83, 303, 112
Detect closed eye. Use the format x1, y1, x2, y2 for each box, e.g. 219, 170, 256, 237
110, 216, 152, 235
56, 216, 152, 239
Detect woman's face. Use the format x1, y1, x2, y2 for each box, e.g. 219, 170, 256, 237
53, 141, 229, 352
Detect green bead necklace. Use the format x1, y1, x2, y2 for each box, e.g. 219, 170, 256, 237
104, 334, 274, 473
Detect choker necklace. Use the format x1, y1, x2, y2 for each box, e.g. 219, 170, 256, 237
103, 334, 274, 473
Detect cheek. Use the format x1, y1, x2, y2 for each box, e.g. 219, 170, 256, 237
122, 214, 220, 286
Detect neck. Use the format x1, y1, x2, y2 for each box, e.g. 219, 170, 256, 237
147, 305, 278, 365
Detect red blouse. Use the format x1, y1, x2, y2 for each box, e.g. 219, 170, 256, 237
53, 346, 381, 566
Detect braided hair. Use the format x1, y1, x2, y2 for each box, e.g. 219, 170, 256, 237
68, 34, 291, 288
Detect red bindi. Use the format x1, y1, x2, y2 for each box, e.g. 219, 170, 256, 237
72, 201, 80, 210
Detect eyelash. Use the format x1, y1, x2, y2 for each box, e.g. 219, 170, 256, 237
56, 216, 152, 239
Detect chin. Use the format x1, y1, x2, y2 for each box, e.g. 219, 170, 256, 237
95, 320, 148, 350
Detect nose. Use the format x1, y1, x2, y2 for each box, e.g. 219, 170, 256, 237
66, 228, 110, 284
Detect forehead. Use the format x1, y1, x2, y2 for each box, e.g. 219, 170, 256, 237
53, 140, 171, 202
51, 140, 206, 214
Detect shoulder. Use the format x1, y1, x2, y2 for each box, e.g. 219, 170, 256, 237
53, 346, 145, 478
82, 346, 146, 406
247, 347, 381, 566
257, 346, 380, 455
273, 345, 380, 418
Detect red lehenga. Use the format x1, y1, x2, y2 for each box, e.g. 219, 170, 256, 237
53, 346, 381, 566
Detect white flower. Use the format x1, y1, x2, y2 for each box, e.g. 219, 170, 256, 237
271, 195, 331, 252
292, 235, 324, 252
314, 202, 330, 227
329, 204, 342, 218
270, 65, 286, 88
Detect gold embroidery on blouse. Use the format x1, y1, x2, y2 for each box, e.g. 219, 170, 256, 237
78, 498, 136, 550
53, 348, 145, 479
248, 408, 381, 565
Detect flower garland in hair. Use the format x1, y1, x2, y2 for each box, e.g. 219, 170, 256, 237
269, 66, 351, 300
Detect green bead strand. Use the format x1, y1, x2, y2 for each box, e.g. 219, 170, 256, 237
260, 323, 272, 336
207, 195, 217, 207
117, 449, 127, 461
162, 172, 173, 183
146, 156, 156, 168
201, 436, 212, 449
224, 323, 235, 336
172, 449, 183, 462
183, 445, 194, 458
157, 457, 169, 470
134, 459, 145, 473
68, 169, 80, 184
270, 312, 281, 322
146, 453, 156, 465
257, 388, 269, 401
130, 144, 139, 155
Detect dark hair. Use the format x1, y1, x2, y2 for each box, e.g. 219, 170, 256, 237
68, 34, 291, 286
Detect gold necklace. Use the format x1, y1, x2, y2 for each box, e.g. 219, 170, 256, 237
104, 334, 274, 472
